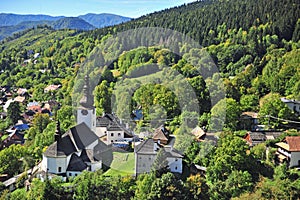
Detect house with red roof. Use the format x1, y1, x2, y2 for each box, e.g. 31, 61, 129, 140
276, 136, 300, 168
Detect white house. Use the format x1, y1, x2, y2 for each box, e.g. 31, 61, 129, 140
134, 125, 183, 176
281, 98, 300, 115
276, 136, 300, 168
96, 114, 135, 145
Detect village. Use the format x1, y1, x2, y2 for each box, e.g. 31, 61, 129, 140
0, 73, 299, 192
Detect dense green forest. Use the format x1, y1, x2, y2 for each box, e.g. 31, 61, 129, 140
0, 0, 299, 199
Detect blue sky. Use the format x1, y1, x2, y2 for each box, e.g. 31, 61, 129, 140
0, 0, 195, 18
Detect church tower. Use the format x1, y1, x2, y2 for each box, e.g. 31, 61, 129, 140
77, 75, 96, 133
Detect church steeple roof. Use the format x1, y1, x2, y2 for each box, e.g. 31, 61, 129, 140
55, 120, 61, 142
79, 75, 94, 108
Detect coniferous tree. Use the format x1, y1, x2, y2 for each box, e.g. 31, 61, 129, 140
151, 148, 169, 178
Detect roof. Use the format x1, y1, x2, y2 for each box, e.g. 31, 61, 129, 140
245, 131, 283, 145
97, 114, 134, 137
241, 112, 258, 119
191, 126, 206, 139
285, 136, 300, 151
153, 125, 169, 141
44, 84, 61, 92
17, 88, 27, 95
276, 136, 300, 152
66, 154, 87, 172
135, 138, 183, 158
79, 75, 94, 108
281, 97, 300, 105
14, 96, 26, 103
44, 134, 77, 157
80, 149, 95, 163
13, 123, 29, 130
135, 139, 157, 154
93, 142, 113, 167
164, 146, 183, 158
64, 122, 99, 150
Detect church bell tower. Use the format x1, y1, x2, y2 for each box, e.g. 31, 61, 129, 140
77, 75, 96, 133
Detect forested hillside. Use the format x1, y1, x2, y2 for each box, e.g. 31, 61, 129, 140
0, 0, 299, 199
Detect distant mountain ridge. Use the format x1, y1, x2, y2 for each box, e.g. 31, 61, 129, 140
0, 13, 63, 27
0, 13, 132, 40
78, 13, 131, 28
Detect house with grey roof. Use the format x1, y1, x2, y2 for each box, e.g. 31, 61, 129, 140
243, 131, 283, 147
276, 136, 300, 168
134, 125, 183, 176
96, 113, 135, 145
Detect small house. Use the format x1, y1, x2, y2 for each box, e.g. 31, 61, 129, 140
276, 136, 300, 168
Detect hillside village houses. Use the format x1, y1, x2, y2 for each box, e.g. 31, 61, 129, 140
42, 75, 114, 177
41, 75, 140, 177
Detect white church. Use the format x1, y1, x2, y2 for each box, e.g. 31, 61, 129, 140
41, 75, 113, 177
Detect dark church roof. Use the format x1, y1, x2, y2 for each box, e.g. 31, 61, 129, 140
64, 122, 99, 150
44, 134, 77, 157
66, 154, 88, 172
94, 142, 113, 168
44, 123, 99, 157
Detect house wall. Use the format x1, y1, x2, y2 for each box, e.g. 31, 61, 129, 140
77, 108, 96, 133
66, 171, 82, 178
290, 152, 300, 167
95, 127, 107, 138
42, 156, 68, 174
167, 157, 182, 173
135, 154, 156, 175
107, 131, 125, 144
286, 102, 300, 115
91, 161, 102, 172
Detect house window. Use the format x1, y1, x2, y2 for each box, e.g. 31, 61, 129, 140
175, 158, 178, 161
58, 167, 61, 173
175, 166, 178, 170
118, 133, 121, 136
111, 140, 113, 143
149, 157, 151, 160
69, 173, 72, 176
111, 133, 114, 137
